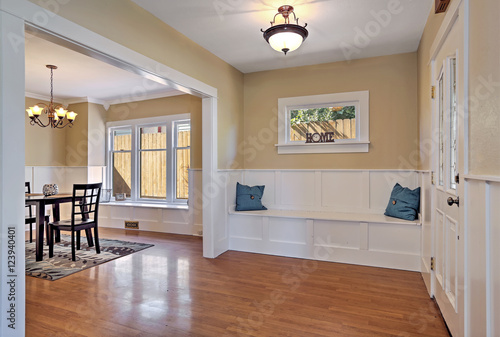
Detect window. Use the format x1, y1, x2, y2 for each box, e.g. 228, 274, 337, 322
276, 91, 369, 154
107, 114, 190, 204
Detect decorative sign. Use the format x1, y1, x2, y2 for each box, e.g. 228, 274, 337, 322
115, 193, 126, 201
305, 132, 335, 143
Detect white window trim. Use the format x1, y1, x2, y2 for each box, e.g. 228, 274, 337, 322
106, 114, 190, 205
276, 91, 370, 154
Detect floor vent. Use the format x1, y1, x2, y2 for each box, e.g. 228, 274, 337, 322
125, 221, 139, 229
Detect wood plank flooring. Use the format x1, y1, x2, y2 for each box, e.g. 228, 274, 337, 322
26, 228, 450, 336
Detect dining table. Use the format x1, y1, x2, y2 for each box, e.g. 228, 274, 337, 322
25, 193, 93, 261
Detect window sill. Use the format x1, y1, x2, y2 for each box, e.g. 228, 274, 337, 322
100, 201, 188, 210
275, 141, 369, 154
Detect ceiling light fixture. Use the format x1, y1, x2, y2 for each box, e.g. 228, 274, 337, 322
26, 65, 77, 128
261, 5, 308, 55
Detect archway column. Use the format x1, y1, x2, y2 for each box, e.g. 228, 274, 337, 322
0, 9, 26, 337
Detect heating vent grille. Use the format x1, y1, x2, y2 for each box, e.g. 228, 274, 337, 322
435, 0, 450, 13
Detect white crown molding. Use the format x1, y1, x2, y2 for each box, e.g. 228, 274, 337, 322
107, 90, 185, 106
66, 97, 110, 110
26, 90, 186, 111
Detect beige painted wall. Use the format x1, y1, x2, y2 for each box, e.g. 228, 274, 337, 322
416, 9, 447, 170
242, 53, 418, 169
469, 0, 500, 176
31, 0, 244, 169
87, 103, 107, 166
25, 97, 66, 166
65, 102, 89, 166
108, 94, 202, 169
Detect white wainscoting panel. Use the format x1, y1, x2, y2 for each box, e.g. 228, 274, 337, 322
229, 214, 263, 240
280, 171, 316, 208
243, 170, 276, 208
490, 181, 500, 336
321, 171, 367, 211
369, 171, 417, 212
368, 223, 421, 255
314, 220, 360, 249
227, 169, 422, 272
466, 179, 487, 336
465, 178, 500, 337
268, 217, 307, 244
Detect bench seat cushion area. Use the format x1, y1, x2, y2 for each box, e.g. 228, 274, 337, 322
228, 209, 422, 272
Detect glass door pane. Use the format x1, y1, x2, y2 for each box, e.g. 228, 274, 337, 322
449, 58, 458, 190
438, 75, 445, 186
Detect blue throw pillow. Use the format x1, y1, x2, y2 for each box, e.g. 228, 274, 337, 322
235, 182, 267, 211
384, 183, 421, 221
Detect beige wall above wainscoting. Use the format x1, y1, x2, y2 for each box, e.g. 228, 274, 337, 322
25, 97, 66, 166
417, 9, 446, 171
65, 102, 107, 167
469, 0, 500, 176
242, 53, 418, 169
65, 102, 89, 166
30, 0, 244, 170
108, 94, 202, 169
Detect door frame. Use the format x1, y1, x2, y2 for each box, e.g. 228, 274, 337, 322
427, 0, 470, 336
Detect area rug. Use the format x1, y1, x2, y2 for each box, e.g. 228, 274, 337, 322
26, 235, 154, 281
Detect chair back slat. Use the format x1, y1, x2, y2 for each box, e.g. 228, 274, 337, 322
25, 182, 33, 217
71, 183, 102, 227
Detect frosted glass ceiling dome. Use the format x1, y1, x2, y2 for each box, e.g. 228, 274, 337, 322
261, 5, 308, 55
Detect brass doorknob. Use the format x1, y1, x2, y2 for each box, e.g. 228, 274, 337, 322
447, 196, 459, 207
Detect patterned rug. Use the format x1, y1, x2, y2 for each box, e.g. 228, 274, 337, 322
26, 235, 154, 281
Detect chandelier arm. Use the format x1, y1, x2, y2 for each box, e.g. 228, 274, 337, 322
55, 121, 72, 129
33, 117, 49, 128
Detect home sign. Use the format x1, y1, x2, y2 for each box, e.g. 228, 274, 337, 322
305, 132, 335, 143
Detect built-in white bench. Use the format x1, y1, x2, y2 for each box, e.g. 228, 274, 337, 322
229, 208, 420, 226
224, 169, 430, 272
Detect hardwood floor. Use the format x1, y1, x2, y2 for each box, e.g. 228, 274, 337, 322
26, 228, 450, 337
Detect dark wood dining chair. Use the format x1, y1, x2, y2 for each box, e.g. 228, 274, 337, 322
48, 183, 102, 261
25, 182, 50, 243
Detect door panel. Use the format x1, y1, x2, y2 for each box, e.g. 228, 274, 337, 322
430, 3, 465, 337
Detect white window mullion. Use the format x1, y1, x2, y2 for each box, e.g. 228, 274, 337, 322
131, 125, 138, 202
167, 120, 174, 203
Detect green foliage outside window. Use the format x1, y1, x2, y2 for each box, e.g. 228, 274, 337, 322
290, 106, 355, 126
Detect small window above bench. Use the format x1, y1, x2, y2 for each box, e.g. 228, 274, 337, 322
276, 91, 369, 154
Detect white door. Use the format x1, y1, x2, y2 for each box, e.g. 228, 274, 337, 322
431, 3, 466, 337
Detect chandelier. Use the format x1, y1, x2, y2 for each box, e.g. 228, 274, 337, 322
261, 5, 308, 55
26, 65, 77, 128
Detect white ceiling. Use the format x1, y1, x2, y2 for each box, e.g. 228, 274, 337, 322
25, 1, 433, 102
25, 33, 183, 106
132, 0, 433, 73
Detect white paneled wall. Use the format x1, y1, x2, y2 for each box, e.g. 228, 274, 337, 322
465, 177, 500, 336
236, 170, 420, 213
99, 169, 202, 235
225, 169, 425, 271
25, 166, 105, 219
25, 166, 202, 236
